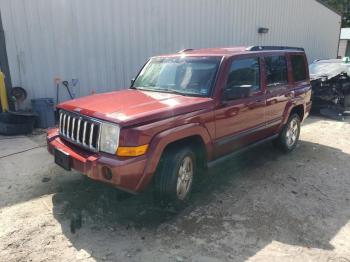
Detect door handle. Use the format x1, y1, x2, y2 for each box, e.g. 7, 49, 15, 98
227, 107, 240, 116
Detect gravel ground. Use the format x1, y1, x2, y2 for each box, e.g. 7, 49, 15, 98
1, 115, 350, 262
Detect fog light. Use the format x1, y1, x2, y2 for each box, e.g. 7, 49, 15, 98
102, 166, 112, 180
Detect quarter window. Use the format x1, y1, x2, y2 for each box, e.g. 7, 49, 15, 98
265, 56, 288, 88
225, 58, 260, 99
291, 55, 307, 82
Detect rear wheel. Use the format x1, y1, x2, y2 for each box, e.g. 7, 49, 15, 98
153, 146, 196, 207
273, 114, 301, 153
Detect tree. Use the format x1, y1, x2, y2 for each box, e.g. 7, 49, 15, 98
321, 0, 350, 27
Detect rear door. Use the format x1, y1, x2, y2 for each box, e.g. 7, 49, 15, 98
263, 54, 293, 131
290, 53, 312, 118
214, 56, 266, 157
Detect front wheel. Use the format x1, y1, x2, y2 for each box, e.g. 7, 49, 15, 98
153, 146, 196, 207
273, 114, 301, 153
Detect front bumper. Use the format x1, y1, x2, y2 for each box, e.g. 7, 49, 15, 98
47, 128, 149, 193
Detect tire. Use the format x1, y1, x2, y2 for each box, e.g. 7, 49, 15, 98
273, 114, 301, 153
153, 146, 196, 207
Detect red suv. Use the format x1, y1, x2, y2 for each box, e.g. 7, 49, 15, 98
47, 46, 312, 205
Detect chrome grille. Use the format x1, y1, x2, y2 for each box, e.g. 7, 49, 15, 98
59, 110, 101, 152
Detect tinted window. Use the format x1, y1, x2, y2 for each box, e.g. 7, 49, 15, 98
291, 55, 307, 82
265, 56, 288, 87
133, 57, 221, 96
225, 58, 260, 99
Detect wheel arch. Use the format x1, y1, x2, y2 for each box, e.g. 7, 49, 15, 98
161, 135, 207, 170
290, 104, 304, 121
282, 100, 305, 126
135, 123, 213, 191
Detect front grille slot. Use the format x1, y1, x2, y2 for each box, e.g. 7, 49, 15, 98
59, 111, 101, 152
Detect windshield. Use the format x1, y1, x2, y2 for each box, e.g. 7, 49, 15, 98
132, 56, 222, 96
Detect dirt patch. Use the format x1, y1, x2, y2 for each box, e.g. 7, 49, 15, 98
1, 116, 350, 261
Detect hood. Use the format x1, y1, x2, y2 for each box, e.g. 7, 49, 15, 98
58, 89, 213, 126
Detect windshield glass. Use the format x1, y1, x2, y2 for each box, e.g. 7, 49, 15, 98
132, 56, 222, 96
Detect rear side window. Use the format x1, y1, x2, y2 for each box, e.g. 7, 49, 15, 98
291, 55, 307, 82
265, 56, 288, 88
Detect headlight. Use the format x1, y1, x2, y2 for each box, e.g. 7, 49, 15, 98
99, 123, 120, 154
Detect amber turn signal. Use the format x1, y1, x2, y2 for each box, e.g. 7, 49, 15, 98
116, 144, 149, 157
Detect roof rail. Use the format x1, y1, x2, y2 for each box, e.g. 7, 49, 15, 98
246, 46, 305, 52
178, 48, 194, 53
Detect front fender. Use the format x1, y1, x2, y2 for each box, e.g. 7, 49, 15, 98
135, 123, 213, 191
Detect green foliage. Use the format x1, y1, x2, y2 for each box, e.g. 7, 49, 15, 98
321, 0, 350, 27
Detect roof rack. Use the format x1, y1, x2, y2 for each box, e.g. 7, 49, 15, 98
246, 46, 305, 52
178, 48, 194, 53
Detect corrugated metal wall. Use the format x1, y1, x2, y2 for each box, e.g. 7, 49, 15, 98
0, 0, 341, 104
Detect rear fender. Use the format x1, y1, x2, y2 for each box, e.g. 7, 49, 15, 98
279, 98, 305, 130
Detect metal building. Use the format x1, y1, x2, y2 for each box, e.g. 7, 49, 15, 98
0, 0, 342, 105
338, 28, 350, 58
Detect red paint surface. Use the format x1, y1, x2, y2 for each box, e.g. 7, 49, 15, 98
58, 90, 213, 127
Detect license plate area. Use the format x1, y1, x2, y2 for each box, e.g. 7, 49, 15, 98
54, 148, 71, 171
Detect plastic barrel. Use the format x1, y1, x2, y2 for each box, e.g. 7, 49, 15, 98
31, 98, 55, 128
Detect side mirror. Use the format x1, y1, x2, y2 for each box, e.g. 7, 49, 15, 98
223, 85, 251, 101
130, 78, 135, 86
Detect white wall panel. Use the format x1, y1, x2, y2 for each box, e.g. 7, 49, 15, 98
0, 0, 341, 104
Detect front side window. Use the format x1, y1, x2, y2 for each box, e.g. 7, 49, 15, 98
265, 56, 288, 88
291, 55, 307, 82
224, 58, 260, 99
132, 56, 221, 96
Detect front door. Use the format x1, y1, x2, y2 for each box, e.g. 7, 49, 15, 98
214, 56, 266, 157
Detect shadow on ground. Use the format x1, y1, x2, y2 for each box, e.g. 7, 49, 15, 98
51, 140, 350, 261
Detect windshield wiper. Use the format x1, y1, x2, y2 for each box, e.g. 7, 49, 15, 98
158, 88, 191, 96
134, 86, 202, 97
132, 86, 157, 92
162, 88, 205, 97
